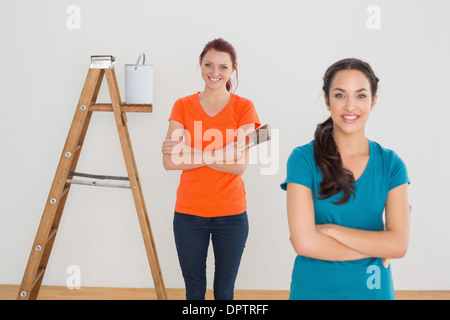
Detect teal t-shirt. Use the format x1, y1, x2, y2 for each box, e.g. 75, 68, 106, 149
281, 140, 409, 300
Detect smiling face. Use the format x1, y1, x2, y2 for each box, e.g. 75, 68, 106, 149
200, 49, 235, 91
325, 69, 377, 136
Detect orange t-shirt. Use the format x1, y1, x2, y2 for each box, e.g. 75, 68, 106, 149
169, 92, 260, 217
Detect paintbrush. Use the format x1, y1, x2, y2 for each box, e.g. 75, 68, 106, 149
245, 124, 271, 149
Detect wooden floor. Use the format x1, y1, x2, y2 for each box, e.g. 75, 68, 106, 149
1, 285, 449, 300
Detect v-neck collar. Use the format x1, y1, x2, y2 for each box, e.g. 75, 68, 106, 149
354, 139, 373, 185
195, 92, 235, 119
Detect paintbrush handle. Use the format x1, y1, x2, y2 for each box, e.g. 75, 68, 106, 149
245, 124, 271, 149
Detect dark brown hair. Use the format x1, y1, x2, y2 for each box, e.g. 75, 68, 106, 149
199, 38, 238, 92
314, 58, 379, 205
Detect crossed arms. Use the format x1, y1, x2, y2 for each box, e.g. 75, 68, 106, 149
286, 182, 410, 261
162, 120, 255, 176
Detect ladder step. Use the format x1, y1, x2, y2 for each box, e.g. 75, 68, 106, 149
68, 172, 130, 181
66, 179, 131, 189
90, 103, 153, 113
66, 172, 132, 188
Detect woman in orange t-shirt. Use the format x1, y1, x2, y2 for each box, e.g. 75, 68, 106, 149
162, 38, 260, 300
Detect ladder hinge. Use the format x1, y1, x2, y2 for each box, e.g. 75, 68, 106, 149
90, 56, 115, 69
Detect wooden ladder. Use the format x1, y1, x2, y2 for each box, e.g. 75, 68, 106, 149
17, 55, 167, 300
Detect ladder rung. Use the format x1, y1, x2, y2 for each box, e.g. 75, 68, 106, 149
66, 179, 131, 189
90, 103, 153, 113
68, 172, 130, 181
66, 172, 132, 188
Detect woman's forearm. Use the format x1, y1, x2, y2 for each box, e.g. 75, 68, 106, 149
291, 229, 371, 261
206, 148, 249, 175
319, 224, 408, 259
163, 153, 206, 171
163, 144, 246, 174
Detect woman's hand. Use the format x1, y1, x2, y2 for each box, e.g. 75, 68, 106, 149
162, 136, 187, 155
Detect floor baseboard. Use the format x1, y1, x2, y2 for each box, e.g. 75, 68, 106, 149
1, 285, 449, 300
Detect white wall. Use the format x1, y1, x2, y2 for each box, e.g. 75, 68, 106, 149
1, 0, 449, 291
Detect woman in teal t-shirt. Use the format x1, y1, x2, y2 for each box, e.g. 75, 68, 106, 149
281, 58, 410, 300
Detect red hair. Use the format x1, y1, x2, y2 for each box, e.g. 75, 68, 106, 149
199, 38, 238, 92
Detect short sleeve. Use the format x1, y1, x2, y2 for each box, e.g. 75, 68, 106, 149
280, 146, 315, 191
169, 98, 185, 126
388, 151, 410, 191
237, 98, 261, 129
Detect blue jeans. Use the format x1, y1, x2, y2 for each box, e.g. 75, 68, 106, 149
173, 211, 249, 300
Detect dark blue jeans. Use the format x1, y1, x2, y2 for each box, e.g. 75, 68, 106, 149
173, 211, 249, 300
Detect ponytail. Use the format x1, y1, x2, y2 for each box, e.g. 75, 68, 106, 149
313, 117, 355, 205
